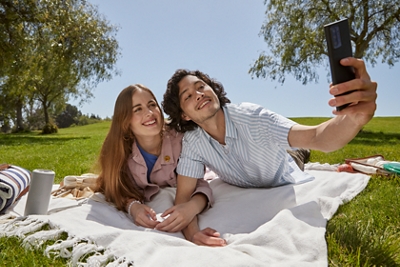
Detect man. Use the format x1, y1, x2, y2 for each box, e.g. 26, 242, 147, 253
157, 57, 377, 245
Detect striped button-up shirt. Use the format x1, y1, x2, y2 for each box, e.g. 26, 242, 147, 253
177, 103, 314, 188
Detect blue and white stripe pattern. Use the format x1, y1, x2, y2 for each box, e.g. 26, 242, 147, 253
0, 165, 31, 213
177, 103, 314, 188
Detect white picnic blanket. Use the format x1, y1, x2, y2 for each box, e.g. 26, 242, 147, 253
0, 167, 369, 267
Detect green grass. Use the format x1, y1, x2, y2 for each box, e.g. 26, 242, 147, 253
1, 117, 400, 266
292, 117, 400, 267
0, 122, 110, 183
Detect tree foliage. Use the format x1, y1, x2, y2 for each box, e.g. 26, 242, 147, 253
56, 104, 80, 128
0, 0, 120, 132
250, 0, 400, 84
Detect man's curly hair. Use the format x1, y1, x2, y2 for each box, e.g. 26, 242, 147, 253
162, 69, 230, 133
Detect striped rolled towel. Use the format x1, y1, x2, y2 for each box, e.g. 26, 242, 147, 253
0, 164, 31, 214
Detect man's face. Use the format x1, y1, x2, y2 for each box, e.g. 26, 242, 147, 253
178, 75, 220, 125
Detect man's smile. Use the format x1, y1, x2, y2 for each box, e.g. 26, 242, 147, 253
197, 99, 211, 110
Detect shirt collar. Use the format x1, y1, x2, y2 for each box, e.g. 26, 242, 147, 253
223, 106, 237, 139
200, 105, 238, 142
131, 134, 175, 166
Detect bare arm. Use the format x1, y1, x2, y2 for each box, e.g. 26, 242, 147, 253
175, 175, 206, 210
155, 175, 226, 246
155, 175, 204, 232
288, 57, 377, 152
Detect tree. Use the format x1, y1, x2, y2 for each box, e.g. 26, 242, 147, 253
249, 0, 400, 85
0, 0, 120, 132
56, 104, 80, 128
0, 0, 38, 131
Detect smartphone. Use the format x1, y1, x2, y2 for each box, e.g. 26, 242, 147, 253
324, 18, 355, 111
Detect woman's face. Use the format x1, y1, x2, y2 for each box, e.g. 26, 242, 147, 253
130, 88, 163, 139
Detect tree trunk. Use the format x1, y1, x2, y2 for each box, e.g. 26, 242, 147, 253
15, 98, 24, 132
43, 102, 50, 124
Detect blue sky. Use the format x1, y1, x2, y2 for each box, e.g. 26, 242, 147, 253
75, 0, 400, 118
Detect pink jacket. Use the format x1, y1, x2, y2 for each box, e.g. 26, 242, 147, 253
127, 128, 214, 208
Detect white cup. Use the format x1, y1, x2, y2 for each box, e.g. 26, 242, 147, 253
24, 169, 55, 216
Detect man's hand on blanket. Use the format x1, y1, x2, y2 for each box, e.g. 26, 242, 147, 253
129, 203, 160, 229
154, 201, 197, 232
192, 227, 227, 247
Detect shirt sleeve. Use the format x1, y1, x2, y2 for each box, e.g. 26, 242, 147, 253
258, 107, 297, 149
234, 102, 296, 150
191, 178, 214, 211
176, 134, 205, 179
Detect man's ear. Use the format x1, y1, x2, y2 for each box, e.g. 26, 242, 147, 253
181, 113, 191, 121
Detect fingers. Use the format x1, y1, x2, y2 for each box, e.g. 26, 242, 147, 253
194, 236, 226, 247
134, 213, 159, 229
156, 204, 196, 232
329, 81, 377, 113
329, 75, 376, 98
340, 57, 369, 79
155, 213, 186, 232
201, 227, 221, 237
132, 205, 159, 229
192, 228, 227, 247
155, 208, 176, 231
145, 206, 157, 221
328, 57, 377, 115
160, 207, 174, 218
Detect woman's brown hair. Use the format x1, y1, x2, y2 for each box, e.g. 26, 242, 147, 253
95, 84, 164, 211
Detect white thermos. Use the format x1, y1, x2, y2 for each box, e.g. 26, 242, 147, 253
24, 169, 55, 215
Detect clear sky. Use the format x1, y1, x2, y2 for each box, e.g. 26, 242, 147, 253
75, 0, 400, 119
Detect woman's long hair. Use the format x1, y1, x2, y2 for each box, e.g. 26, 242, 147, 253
95, 84, 164, 211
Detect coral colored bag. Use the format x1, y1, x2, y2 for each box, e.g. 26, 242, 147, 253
344, 154, 396, 175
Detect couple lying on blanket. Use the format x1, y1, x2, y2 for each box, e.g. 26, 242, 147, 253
95, 61, 377, 247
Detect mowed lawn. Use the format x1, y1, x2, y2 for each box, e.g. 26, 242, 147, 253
0, 117, 399, 266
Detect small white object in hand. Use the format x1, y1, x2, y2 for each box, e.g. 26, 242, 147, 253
156, 213, 170, 222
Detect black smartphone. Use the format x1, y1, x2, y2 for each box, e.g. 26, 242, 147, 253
324, 18, 355, 111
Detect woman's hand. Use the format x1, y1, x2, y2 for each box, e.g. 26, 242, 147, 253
128, 202, 159, 229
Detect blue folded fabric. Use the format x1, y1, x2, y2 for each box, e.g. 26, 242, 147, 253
0, 165, 31, 214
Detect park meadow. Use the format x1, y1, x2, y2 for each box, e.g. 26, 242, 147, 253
1, 117, 399, 266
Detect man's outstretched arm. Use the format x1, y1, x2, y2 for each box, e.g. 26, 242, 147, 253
288, 57, 377, 152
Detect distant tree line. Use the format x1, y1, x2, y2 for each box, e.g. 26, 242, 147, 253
55, 103, 109, 129
0, 0, 120, 134
0, 102, 108, 133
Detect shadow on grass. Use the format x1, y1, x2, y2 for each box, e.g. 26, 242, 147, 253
350, 130, 400, 146
0, 134, 90, 146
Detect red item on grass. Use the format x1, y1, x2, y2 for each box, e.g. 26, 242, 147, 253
337, 163, 355, 173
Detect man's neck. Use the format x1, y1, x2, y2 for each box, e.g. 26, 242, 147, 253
198, 108, 226, 145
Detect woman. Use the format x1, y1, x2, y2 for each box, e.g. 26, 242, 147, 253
95, 84, 225, 246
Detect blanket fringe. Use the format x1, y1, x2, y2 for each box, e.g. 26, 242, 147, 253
0, 215, 117, 267
81, 253, 115, 267
0, 216, 49, 238
105, 256, 134, 267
